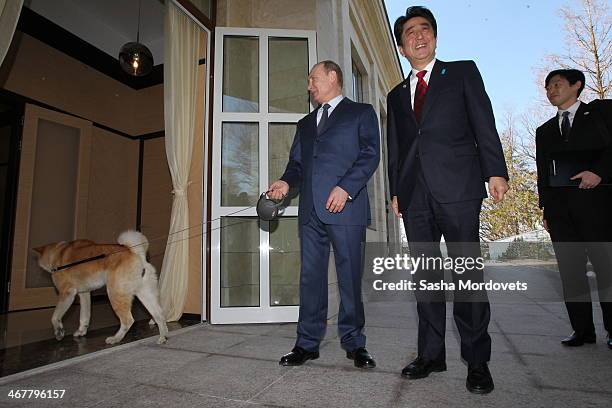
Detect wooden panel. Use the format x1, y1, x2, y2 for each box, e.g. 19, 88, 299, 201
1, 33, 164, 136
131, 84, 165, 135
85, 128, 139, 243
9, 104, 92, 311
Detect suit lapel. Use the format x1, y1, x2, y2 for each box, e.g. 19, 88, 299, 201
546, 115, 561, 139
568, 102, 587, 139
544, 102, 586, 142
306, 109, 317, 138
318, 97, 350, 136
398, 74, 417, 124
419, 59, 444, 123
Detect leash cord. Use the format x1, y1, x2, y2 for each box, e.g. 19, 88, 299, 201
50, 188, 290, 272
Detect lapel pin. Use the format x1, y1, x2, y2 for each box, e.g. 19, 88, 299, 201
441, 68, 446, 75
402, 84, 407, 88
584, 111, 590, 115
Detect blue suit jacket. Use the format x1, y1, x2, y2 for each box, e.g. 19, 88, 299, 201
386, 60, 508, 209
280, 98, 380, 225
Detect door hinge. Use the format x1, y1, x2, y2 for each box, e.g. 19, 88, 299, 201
7, 281, 10, 293
20, 115, 24, 126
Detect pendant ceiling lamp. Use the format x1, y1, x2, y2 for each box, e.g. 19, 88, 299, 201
119, 0, 153, 76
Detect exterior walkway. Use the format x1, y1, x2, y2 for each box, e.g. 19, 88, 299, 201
0, 279, 610, 407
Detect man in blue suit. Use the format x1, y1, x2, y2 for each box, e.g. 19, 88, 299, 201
268, 60, 380, 369
387, 7, 509, 394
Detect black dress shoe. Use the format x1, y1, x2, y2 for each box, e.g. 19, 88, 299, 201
401, 356, 446, 379
346, 347, 376, 369
466, 362, 494, 394
561, 332, 596, 347
279, 347, 319, 366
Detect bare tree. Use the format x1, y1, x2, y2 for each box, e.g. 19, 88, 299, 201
518, 103, 553, 164
547, 0, 611, 100
481, 111, 542, 241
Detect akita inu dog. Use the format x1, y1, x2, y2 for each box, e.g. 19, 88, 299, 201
33, 230, 168, 345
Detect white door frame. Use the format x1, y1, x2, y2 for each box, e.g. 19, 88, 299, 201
211, 27, 316, 323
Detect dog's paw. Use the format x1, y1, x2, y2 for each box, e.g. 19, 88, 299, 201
54, 328, 65, 341
105, 336, 122, 345
156, 336, 168, 345
73, 328, 88, 337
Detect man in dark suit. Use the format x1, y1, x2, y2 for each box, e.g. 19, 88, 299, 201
536, 68, 612, 350
268, 60, 380, 368
386, 7, 509, 394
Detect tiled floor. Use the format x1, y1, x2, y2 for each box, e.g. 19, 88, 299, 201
0, 294, 610, 407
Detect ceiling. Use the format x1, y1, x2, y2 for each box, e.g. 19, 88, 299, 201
25, 0, 165, 64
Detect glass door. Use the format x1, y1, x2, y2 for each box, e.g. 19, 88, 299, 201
211, 28, 316, 323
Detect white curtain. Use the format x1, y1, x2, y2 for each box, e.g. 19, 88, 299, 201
159, 1, 201, 322
0, 0, 23, 67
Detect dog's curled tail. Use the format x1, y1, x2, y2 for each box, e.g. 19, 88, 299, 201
117, 230, 149, 262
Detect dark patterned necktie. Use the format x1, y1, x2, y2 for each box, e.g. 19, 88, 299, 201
317, 103, 331, 135
413, 70, 428, 122
561, 111, 571, 141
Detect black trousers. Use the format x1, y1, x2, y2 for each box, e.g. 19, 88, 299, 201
401, 168, 491, 363
546, 188, 612, 336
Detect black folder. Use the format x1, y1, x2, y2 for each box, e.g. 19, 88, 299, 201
548, 152, 612, 187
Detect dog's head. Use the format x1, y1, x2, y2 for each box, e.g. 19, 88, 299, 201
32, 242, 66, 273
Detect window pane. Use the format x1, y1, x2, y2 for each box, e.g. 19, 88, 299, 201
269, 38, 309, 113
352, 63, 363, 103
220, 217, 260, 307
223, 36, 259, 112
269, 123, 299, 205
221, 123, 259, 206
270, 218, 300, 306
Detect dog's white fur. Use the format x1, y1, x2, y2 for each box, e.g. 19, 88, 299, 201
34, 230, 168, 345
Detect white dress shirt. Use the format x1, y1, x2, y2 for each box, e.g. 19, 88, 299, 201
557, 100, 582, 130
316, 94, 345, 125
409, 58, 436, 109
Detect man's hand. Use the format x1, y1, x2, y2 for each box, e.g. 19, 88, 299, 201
570, 171, 601, 189
488, 176, 509, 203
326, 186, 349, 213
267, 180, 289, 200
391, 196, 402, 218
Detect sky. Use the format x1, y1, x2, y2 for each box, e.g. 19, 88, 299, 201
384, 0, 576, 124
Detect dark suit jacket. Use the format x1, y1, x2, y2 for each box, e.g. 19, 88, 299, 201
280, 98, 380, 225
386, 59, 508, 209
536, 99, 612, 218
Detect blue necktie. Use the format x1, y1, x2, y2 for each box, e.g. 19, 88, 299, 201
317, 103, 331, 135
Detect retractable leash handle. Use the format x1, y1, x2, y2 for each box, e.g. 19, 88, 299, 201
256, 191, 287, 221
